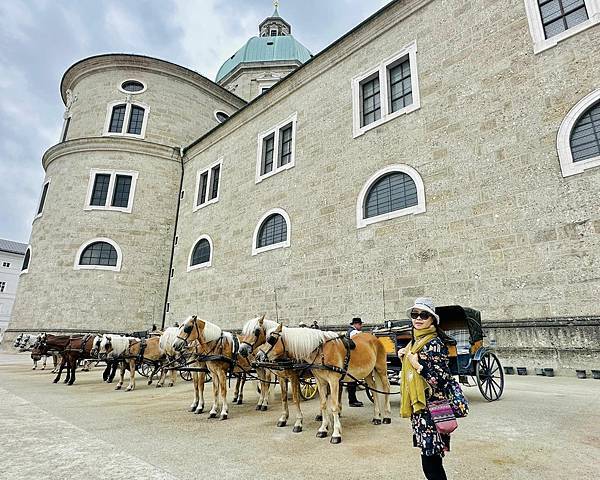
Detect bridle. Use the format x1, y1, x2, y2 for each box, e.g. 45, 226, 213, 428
240, 327, 263, 352
176, 316, 202, 348
262, 330, 286, 360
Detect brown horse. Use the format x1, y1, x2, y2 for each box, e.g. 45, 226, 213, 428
173, 316, 255, 420
257, 323, 392, 444
32, 334, 79, 384
57, 334, 99, 385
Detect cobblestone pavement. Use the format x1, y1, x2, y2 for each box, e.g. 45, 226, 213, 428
0, 353, 599, 480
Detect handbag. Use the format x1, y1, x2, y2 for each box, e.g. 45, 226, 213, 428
427, 399, 458, 434
445, 377, 469, 418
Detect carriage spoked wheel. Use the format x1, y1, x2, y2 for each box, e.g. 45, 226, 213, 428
299, 377, 318, 401
136, 363, 152, 378
179, 370, 192, 382
476, 351, 504, 401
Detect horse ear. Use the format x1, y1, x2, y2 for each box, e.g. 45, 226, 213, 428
196, 319, 206, 329
276, 323, 283, 332
258, 314, 265, 326
192, 315, 197, 320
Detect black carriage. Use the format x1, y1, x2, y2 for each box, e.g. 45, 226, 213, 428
370, 305, 504, 402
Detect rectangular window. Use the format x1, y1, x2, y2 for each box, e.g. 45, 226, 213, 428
0, 281, 5, 292
538, 0, 588, 39
61, 117, 71, 142
262, 134, 275, 175
111, 175, 132, 208
86, 169, 138, 213
352, 42, 420, 138
388, 58, 412, 113
256, 113, 297, 183
37, 181, 50, 215
1, 262, 9, 268
194, 159, 223, 211
90, 174, 111, 206
127, 105, 145, 135
361, 75, 381, 127
109, 105, 126, 133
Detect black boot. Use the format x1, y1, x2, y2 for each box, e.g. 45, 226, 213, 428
347, 383, 363, 407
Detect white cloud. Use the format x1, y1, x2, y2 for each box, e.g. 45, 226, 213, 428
0, 2, 34, 42
104, 3, 148, 52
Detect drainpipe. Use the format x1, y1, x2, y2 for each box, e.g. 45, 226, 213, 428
162, 146, 185, 329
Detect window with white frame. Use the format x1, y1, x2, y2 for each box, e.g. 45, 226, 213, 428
2, 262, 10, 268
252, 208, 291, 255
256, 113, 297, 183
103, 101, 149, 138
557, 89, 600, 177
74, 238, 122, 272
352, 41, 420, 138
187, 235, 213, 271
34, 178, 50, 221
524, 0, 600, 53
85, 169, 138, 213
356, 165, 426, 228
0, 281, 6, 292
194, 159, 222, 211
21, 247, 31, 273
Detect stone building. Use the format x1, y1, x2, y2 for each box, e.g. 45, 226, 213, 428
8, 1, 600, 371
0, 239, 28, 335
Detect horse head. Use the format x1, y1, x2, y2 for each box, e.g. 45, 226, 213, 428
256, 322, 285, 363
13, 333, 24, 348
90, 335, 102, 357
173, 315, 202, 352
238, 314, 267, 358
99, 335, 113, 359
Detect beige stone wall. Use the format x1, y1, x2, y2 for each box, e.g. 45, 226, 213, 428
11, 139, 180, 332
168, 0, 600, 330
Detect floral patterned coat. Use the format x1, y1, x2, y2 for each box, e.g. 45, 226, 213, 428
410, 336, 454, 456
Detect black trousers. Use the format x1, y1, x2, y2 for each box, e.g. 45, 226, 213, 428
421, 454, 447, 480
347, 382, 358, 402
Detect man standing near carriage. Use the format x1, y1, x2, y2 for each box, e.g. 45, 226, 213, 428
346, 317, 364, 407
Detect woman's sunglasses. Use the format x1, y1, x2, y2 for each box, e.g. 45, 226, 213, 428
410, 311, 432, 320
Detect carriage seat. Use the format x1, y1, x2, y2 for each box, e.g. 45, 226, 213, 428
444, 329, 471, 354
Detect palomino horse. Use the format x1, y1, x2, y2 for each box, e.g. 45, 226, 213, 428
257, 323, 392, 444
173, 316, 254, 420
100, 334, 164, 391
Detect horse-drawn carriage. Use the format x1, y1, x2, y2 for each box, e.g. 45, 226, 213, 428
370, 305, 504, 402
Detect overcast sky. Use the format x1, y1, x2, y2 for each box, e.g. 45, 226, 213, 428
0, 0, 390, 244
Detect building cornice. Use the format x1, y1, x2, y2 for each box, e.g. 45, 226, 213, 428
42, 137, 180, 171
184, 0, 433, 161
60, 54, 247, 110
217, 59, 304, 86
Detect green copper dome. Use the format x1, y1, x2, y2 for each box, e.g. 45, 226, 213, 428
216, 35, 312, 83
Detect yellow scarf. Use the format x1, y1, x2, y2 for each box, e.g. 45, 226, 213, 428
400, 326, 437, 418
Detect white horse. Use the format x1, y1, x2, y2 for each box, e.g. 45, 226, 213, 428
99, 334, 134, 390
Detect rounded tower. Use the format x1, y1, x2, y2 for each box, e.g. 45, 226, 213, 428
216, 2, 312, 101
10, 54, 245, 336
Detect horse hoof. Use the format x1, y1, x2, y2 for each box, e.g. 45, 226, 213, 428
255, 405, 262, 411
156, 384, 162, 388
277, 421, 287, 427
220, 415, 228, 421
168, 383, 174, 387
261, 405, 268, 411
147, 381, 153, 385
115, 386, 121, 390
330, 436, 342, 444
372, 419, 382, 425
315, 414, 323, 422
316, 431, 327, 438
236, 399, 243, 405
53, 380, 58, 384
209, 413, 217, 419
195, 408, 204, 415
232, 396, 238, 403
189, 406, 198, 413
293, 426, 302, 433
383, 417, 392, 424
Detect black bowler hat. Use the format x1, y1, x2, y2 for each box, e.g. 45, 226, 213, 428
350, 317, 363, 325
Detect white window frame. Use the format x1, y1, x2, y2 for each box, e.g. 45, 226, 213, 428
213, 110, 230, 123
0, 281, 5, 293
84, 169, 139, 213
103, 100, 150, 139
20, 246, 31, 275
118, 79, 147, 95
352, 41, 420, 138
256, 113, 297, 184
557, 89, 600, 177
1, 262, 9, 268
187, 234, 214, 271
193, 158, 223, 212
356, 164, 426, 229
524, 0, 600, 54
33, 177, 51, 222
252, 208, 291, 256
74, 237, 123, 272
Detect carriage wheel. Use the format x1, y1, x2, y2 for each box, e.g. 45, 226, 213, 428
476, 352, 504, 401
299, 377, 318, 401
137, 363, 151, 378
179, 370, 192, 382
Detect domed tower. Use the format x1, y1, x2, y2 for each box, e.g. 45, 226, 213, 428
216, 2, 312, 101
10, 54, 245, 336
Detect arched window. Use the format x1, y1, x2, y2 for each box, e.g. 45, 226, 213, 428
558, 89, 600, 177
357, 165, 426, 228
188, 235, 213, 271
74, 238, 122, 271
214, 111, 230, 123
104, 101, 149, 138
252, 208, 291, 255
21, 247, 31, 273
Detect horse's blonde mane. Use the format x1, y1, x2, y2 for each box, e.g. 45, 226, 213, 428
200, 319, 222, 343
279, 327, 339, 360
159, 327, 179, 356
242, 316, 279, 336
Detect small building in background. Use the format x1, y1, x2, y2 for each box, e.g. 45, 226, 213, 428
0, 239, 28, 336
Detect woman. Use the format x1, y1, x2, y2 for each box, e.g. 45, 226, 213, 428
398, 298, 456, 480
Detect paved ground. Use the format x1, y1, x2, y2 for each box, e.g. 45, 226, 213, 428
0, 352, 599, 480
